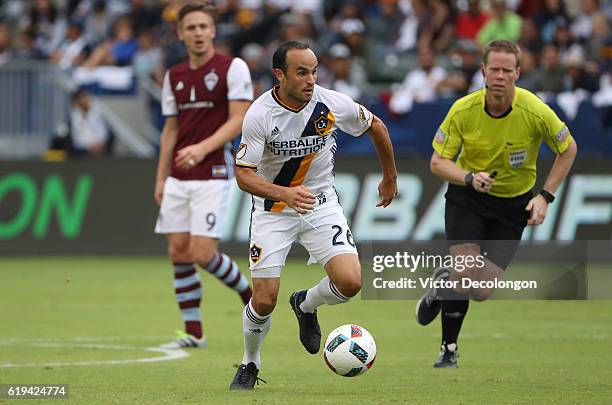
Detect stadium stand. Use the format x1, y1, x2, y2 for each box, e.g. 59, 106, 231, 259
0, 0, 611, 158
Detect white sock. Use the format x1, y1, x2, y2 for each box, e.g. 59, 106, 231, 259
241, 300, 271, 369
300, 276, 349, 313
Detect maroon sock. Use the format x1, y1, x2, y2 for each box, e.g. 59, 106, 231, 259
185, 321, 202, 339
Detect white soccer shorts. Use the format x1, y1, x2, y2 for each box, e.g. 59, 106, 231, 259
154, 177, 231, 238
248, 202, 358, 277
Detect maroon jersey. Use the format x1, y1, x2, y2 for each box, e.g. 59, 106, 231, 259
161, 52, 253, 180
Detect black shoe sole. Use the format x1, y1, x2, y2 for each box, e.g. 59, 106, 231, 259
415, 295, 442, 326
434, 363, 458, 369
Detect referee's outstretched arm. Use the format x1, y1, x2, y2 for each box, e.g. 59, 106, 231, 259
525, 138, 578, 225
539, 138, 578, 199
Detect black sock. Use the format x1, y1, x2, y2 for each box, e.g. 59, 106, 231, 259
440, 288, 469, 348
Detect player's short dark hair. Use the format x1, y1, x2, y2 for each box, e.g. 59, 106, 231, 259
272, 41, 311, 72
483, 40, 521, 68
177, 1, 217, 25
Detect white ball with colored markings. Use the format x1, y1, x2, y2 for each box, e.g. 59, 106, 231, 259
323, 324, 376, 377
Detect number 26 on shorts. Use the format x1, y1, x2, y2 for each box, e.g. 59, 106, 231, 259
331, 225, 355, 247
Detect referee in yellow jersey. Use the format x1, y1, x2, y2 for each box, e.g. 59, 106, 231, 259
416, 40, 577, 368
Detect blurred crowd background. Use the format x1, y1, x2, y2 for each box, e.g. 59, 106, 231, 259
1, 0, 611, 157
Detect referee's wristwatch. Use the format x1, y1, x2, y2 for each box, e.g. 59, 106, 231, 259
539, 189, 555, 204
464, 172, 474, 188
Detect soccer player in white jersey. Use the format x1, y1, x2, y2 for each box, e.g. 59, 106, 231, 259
154, 2, 253, 349
229, 41, 398, 389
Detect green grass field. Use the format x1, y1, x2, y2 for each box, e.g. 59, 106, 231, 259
1, 257, 611, 404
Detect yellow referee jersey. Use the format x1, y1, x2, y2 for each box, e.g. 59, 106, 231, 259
432, 87, 573, 198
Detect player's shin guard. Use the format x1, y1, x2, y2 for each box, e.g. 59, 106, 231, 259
440, 288, 469, 347
173, 263, 203, 339
204, 252, 251, 301
300, 276, 350, 313
242, 300, 271, 369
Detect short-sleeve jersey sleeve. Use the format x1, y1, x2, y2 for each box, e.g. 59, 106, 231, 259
227, 57, 254, 102
538, 101, 572, 155
432, 103, 463, 159
327, 90, 373, 136
236, 108, 265, 169
161, 70, 177, 117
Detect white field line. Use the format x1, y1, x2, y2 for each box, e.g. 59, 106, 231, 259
0, 340, 190, 368
0, 336, 170, 343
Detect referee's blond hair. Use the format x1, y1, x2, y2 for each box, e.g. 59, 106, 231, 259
483, 40, 521, 67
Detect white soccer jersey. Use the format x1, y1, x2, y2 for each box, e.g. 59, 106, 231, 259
236, 84, 374, 213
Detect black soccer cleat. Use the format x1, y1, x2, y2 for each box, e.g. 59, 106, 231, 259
416, 267, 451, 326
434, 343, 458, 368
289, 290, 321, 354
229, 362, 266, 390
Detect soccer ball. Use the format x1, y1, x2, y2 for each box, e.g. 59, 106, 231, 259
323, 324, 376, 377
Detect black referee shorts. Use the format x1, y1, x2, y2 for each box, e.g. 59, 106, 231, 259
444, 184, 532, 270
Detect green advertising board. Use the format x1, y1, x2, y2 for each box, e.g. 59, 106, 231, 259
1, 158, 611, 255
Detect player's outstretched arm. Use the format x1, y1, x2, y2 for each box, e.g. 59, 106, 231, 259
525, 138, 578, 225
155, 117, 179, 205
235, 166, 316, 214
367, 115, 398, 207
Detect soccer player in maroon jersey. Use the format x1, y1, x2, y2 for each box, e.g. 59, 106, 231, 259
154, 1, 254, 349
